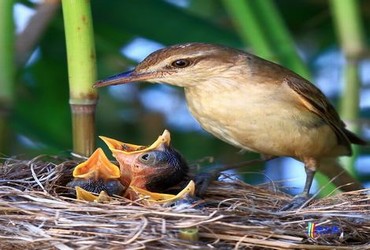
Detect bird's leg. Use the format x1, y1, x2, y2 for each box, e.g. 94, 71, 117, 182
194, 156, 277, 197
302, 167, 315, 196
281, 159, 317, 210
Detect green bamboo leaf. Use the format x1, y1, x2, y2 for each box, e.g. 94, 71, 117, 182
221, 0, 275, 60
251, 0, 311, 79
92, 0, 241, 47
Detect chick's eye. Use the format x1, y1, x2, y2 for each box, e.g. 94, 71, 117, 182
139, 152, 157, 164
171, 59, 191, 68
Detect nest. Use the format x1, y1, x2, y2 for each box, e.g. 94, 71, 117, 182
0, 156, 369, 249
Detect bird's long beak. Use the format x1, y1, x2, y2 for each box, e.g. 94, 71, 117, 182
94, 70, 158, 88
99, 130, 171, 156
72, 148, 121, 179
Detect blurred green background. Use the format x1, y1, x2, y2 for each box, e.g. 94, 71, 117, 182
1, 0, 369, 192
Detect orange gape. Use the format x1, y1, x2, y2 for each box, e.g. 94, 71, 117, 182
67, 130, 189, 202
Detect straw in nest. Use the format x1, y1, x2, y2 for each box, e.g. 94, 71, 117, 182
0, 156, 369, 249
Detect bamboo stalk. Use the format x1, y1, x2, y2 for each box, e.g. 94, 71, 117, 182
62, 0, 97, 156
0, 0, 15, 154
330, 0, 366, 178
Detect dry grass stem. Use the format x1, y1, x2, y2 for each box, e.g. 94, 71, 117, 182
0, 156, 369, 249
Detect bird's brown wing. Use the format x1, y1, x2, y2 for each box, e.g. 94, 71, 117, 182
284, 77, 353, 153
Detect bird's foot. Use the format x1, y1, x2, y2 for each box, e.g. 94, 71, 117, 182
194, 170, 221, 197
281, 194, 311, 211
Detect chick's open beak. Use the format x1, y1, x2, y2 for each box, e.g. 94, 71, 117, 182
67, 148, 125, 199
99, 130, 172, 189
129, 180, 195, 205
100, 130, 171, 155
75, 186, 111, 203
72, 148, 120, 180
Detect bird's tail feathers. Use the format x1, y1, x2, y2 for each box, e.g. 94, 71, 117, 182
344, 129, 368, 145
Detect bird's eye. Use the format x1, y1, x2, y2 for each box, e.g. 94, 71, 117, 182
171, 59, 191, 68
138, 152, 157, 165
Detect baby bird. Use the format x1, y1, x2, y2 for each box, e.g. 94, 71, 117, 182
100, 130, 189, 193
67, 148, 125, 197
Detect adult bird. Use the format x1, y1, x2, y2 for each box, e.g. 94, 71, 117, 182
94, 43, 367, 209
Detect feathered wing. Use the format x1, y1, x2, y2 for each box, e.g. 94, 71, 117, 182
284, 77, 366, 191
285, 77, 366, 154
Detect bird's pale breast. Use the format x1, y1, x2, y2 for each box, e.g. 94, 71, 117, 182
185, 78, 345, 160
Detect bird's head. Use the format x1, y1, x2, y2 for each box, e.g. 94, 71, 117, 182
100, 130, 189, 192
94, 43, 244, 88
